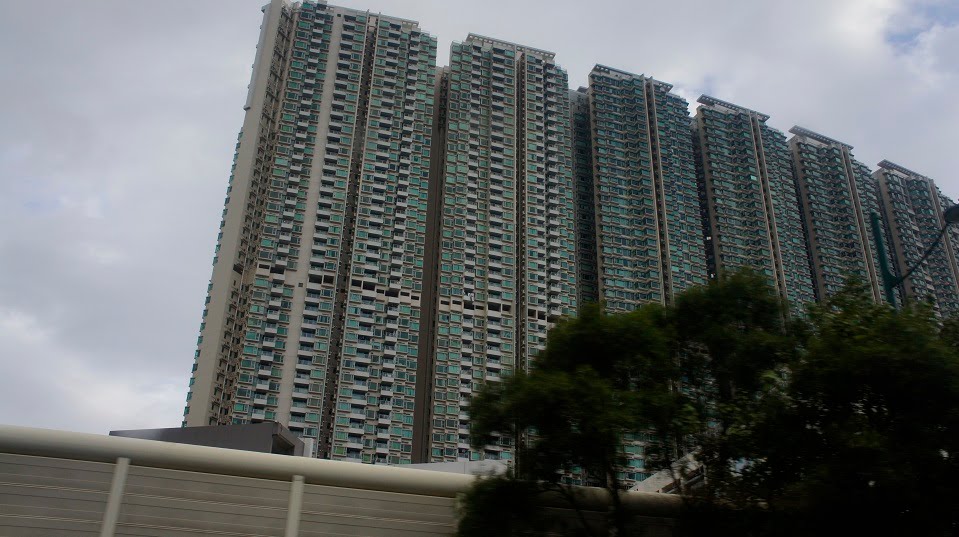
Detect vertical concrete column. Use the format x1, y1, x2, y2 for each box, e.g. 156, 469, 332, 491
285, 475, 305, 536
99, 457, 130, 537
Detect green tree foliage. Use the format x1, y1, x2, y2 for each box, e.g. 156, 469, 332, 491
670, 271, 802, 507
454, 474, 555, 537
466, 301, 690, 535
456, 271, 959, 536
714, 289, 959, 536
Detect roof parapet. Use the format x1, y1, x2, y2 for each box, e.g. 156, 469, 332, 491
697, 95, 770, 121
878, 160, 930, 179
463, 33, 555, 59
591, 65, 675, 92
789, 126, 853, 150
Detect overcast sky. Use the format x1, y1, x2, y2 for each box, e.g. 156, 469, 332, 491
1, 0, 957, 435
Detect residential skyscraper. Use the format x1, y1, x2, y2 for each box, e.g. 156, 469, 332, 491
417, 35, 577, 463
875, 160, 959, 316
184, 0, 438, 464
693, 95, 814, 310
565, 66, 708, 488
575, 66, 706, 312
788, 127, 887, 302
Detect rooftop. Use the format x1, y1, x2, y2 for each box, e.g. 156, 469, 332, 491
463, 33, 556, 59
789, 126, 853, 150
591, 65, 676, 92
878, 159, 930, 179
698, 94, 770, 121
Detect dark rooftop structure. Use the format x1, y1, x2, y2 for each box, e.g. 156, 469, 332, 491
109, 422, 304, 456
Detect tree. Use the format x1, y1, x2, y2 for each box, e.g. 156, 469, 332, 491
463, 301, 693, 536
456, 273, 959, 536
719, 289, 959, 536
681, 284, 959, 536
460, 271, 787, 535
670, 270, 801, 503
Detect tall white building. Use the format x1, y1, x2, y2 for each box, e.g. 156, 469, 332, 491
185, 0, 437, 465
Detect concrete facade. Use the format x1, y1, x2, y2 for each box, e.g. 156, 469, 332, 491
570, 88, 599, 306
788, 126, 887, 302
579, 65, 706, 312
185, 0, 438, 466
421, 34, 577, 464
693, 95, 815, 311
875, 160, 959, 316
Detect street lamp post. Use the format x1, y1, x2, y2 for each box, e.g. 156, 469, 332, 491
870, 205, 959, 308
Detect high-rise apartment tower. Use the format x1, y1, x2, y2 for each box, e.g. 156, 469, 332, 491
693, 95, 814, 310
875, 160, 959, 316
416, 35, 578, 463
574, 66, 707, 312
788, 127, 886, 302
185, 0, 438, 464
565, 66, 709, 488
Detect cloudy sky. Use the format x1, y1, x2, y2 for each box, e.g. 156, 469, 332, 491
1, 0, 957, 435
